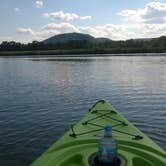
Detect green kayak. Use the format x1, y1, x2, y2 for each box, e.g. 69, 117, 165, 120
31, 100, 166, 166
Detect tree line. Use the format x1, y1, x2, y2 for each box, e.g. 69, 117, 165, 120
0, 36, 166, 54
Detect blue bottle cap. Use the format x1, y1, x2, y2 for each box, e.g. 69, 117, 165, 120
104, 125, 112, 132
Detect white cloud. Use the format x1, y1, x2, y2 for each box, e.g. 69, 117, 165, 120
80, 24, 137, 40
80, 16, 92, 20
81, 23, 166, 40
118, 1, 166, 24
35, 1, 43, 8
39, 22, 79, 38
17, 23, 80, 41
42, 22, 79, 31
14, 8, 20, 12
0, 36, 13, 43
16, 22, 166, 42
17, 28, 35, 35
11, 1, 166, 43
43, 11, 92, 21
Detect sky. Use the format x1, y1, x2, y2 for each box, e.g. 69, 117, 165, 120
1, 0, 166, 43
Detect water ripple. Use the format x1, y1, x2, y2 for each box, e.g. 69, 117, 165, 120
0, 56, 166, 166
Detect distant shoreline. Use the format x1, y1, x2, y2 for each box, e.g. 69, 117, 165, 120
1, 33, 166, 57
0, 49, 166, 57
1, 53, 166, 58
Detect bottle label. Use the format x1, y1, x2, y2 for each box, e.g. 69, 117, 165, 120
99, 145, 117, 163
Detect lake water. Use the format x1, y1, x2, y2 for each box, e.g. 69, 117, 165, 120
0, 55, 166, 166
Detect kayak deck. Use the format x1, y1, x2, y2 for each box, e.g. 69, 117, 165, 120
31, 100, 166, 166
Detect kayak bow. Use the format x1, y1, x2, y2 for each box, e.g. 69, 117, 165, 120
31, 100, 166, 166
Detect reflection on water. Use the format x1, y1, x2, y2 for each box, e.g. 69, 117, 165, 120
0, 55, 166, 166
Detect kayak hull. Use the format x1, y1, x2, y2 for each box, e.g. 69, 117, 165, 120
31, 100, 166, 166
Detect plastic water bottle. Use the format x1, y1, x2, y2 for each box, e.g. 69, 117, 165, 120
98, 125, 118, 165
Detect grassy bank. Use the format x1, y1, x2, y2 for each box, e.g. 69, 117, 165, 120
0, 48, 166, 56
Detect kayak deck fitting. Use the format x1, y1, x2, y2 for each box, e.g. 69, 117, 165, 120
31, 100, 166, 166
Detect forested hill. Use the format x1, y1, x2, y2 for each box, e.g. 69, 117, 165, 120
43, 32, 96, 44
0, 32, 166, 55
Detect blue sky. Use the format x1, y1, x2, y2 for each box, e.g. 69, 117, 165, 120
1, 0, 166, 43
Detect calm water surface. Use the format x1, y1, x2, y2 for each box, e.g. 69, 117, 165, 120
0, 55, 166, 166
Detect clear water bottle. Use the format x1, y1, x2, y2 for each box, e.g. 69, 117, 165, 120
98, 125, 118, 165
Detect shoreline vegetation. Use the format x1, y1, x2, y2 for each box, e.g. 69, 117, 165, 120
0, 33, 166, 56
1, 49, 166, 56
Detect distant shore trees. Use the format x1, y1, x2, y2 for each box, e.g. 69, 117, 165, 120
0, 35, 166, 54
